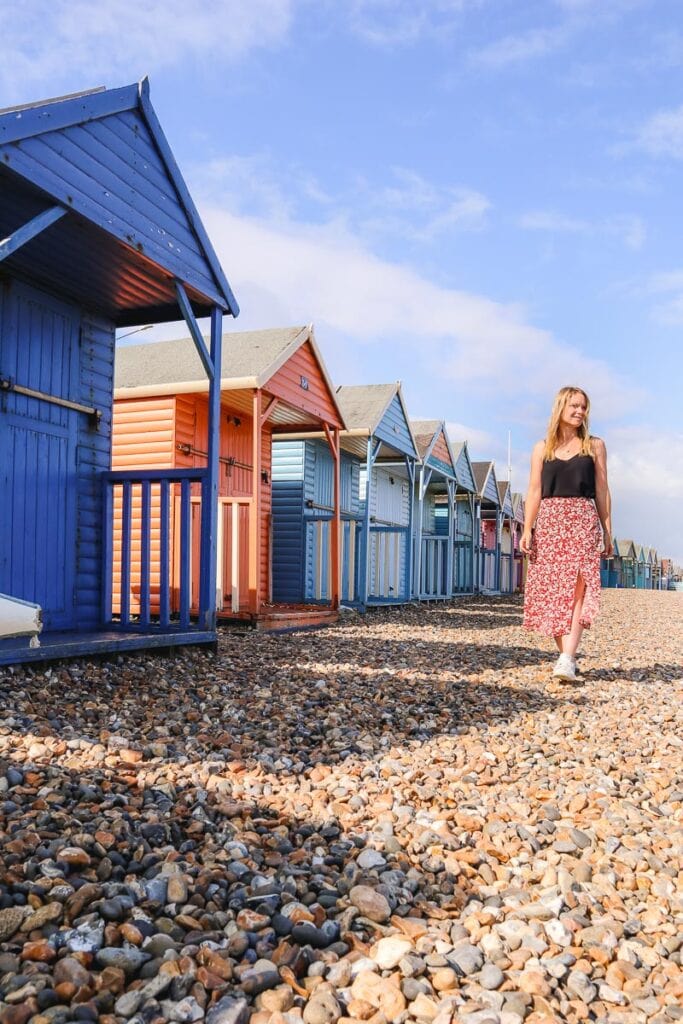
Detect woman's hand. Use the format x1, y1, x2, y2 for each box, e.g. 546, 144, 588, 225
520, 530, 533, 555
602, 534, 613, 558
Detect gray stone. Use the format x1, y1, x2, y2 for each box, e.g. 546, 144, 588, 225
95, 944, 152, 976
449, 943, 484, 977
566, 970, 597, 1003
206, 995, 250, 1024
479, 962, 505, 989
357, 848, 387, 871
303, 990, 342, 1024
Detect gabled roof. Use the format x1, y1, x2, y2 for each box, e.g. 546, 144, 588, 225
115, 325, 340, 407
410, 420, 457, 478
497, 479, 515, 517
616, 539, 636, 558
447, 437, 477, 493
511, 491, 525, 522
335, 383, 397, 432
0, 79, 238, 325
336, 382, 418, 461
471, 461, 501, 506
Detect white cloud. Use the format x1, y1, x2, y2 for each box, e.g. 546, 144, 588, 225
519, 209, 646, 250
363, 168, 491, 241
608, 427, 683, 561
0, 0, 293, 97
445, 421, 496, 451
635, 104, 683, 159
196, 196, 643, 422
470, 25, 570, 69
346, 0, 474, 47
645, 268, 683, 325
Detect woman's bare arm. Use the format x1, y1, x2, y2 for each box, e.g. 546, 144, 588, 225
593, 437, 613, 556
520, 441, 544, 554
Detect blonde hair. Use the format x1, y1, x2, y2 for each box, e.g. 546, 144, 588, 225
543, 386, 592, 461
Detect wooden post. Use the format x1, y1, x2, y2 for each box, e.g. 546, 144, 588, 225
249, 389, 262, 615
405, 457, 415, 602
446, 480, 455, 597
198, 306, 222, 629
323, 424, 341, 609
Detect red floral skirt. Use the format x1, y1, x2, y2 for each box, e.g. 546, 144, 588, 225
523, 497, 602, 637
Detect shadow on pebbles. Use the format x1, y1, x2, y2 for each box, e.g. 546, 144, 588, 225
0, 591, 681, 1024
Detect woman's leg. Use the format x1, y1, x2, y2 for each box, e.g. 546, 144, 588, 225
563, 574, 586, 658
553, 635, 563, 652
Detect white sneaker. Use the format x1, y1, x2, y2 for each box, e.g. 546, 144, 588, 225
552, 653, 577, 682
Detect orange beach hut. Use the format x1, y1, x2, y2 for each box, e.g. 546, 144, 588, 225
113, 325, 345, 627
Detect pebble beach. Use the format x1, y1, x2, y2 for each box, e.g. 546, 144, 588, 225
0, 589, 681, 1024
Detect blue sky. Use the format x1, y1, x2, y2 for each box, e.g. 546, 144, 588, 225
3, 0, 683, 561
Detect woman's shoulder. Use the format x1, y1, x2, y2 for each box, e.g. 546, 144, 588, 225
589, 435, 605, 453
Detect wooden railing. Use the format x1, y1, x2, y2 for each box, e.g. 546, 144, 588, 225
367, 525, 409, 601
420, 535, 450, 599
500, 552, 512, 593
453, 539, 474, 593
478, 546, 498, 591
103, 468, 207, 630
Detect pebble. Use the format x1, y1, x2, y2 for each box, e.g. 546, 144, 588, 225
0, 591, 680, 1024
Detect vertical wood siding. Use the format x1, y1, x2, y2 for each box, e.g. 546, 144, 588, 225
0, 281, 76, 629
76, 309, 115, 627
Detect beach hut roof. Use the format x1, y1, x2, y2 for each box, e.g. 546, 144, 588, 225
115, 324, 339, 403
0, 80, 238, 325
616, 539, 636, 558
410, 420, 443, 459
471, 460, 501, 506
335, 382, 418, 460
336, 383, 399, 432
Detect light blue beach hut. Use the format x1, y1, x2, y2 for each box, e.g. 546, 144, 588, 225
410, 421, 458, 600
335, 383, 419, 607
472, 461, 502, 593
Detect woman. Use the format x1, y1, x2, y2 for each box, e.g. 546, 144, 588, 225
521, 386, 612, 682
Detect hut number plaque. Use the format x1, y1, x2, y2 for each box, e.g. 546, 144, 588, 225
300, 375, 309, 390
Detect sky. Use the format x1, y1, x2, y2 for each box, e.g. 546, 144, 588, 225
2, 0, 683, 562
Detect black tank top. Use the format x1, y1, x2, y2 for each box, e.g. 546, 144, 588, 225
541, 453, 596, 499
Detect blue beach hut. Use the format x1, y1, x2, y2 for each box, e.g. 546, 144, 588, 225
0, 81, 238, 664
335, 383, 419, 607
434, 438, 478, 594
410, 421, 458, 600
271, 434, 361, 609
496, 479, 516, 593
471, 460, 502, 593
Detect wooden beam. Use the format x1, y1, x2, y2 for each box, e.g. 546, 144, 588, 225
330, 427, 341, 609
0, 206, 66, 263
248, 390, 262, 615
198, 306, 222, 627
174, 280, 214, 381
260, 396, 280, 429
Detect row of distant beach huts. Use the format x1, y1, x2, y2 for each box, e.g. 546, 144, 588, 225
0, 81, 678, 666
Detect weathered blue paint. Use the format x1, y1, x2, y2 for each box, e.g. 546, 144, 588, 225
0, 81, 237, 664
0, 280, 83, 630
271, 439, 361, 605
0, 81, 238, 325
410, 423, 457, 601
373, 393, 418, 458
273, 383, 419, 611
0, 205, 67, 262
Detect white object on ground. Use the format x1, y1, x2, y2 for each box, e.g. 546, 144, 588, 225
0, 593, 43, 644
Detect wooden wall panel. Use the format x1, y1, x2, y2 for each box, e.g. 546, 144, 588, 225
266, 341, 342, 426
